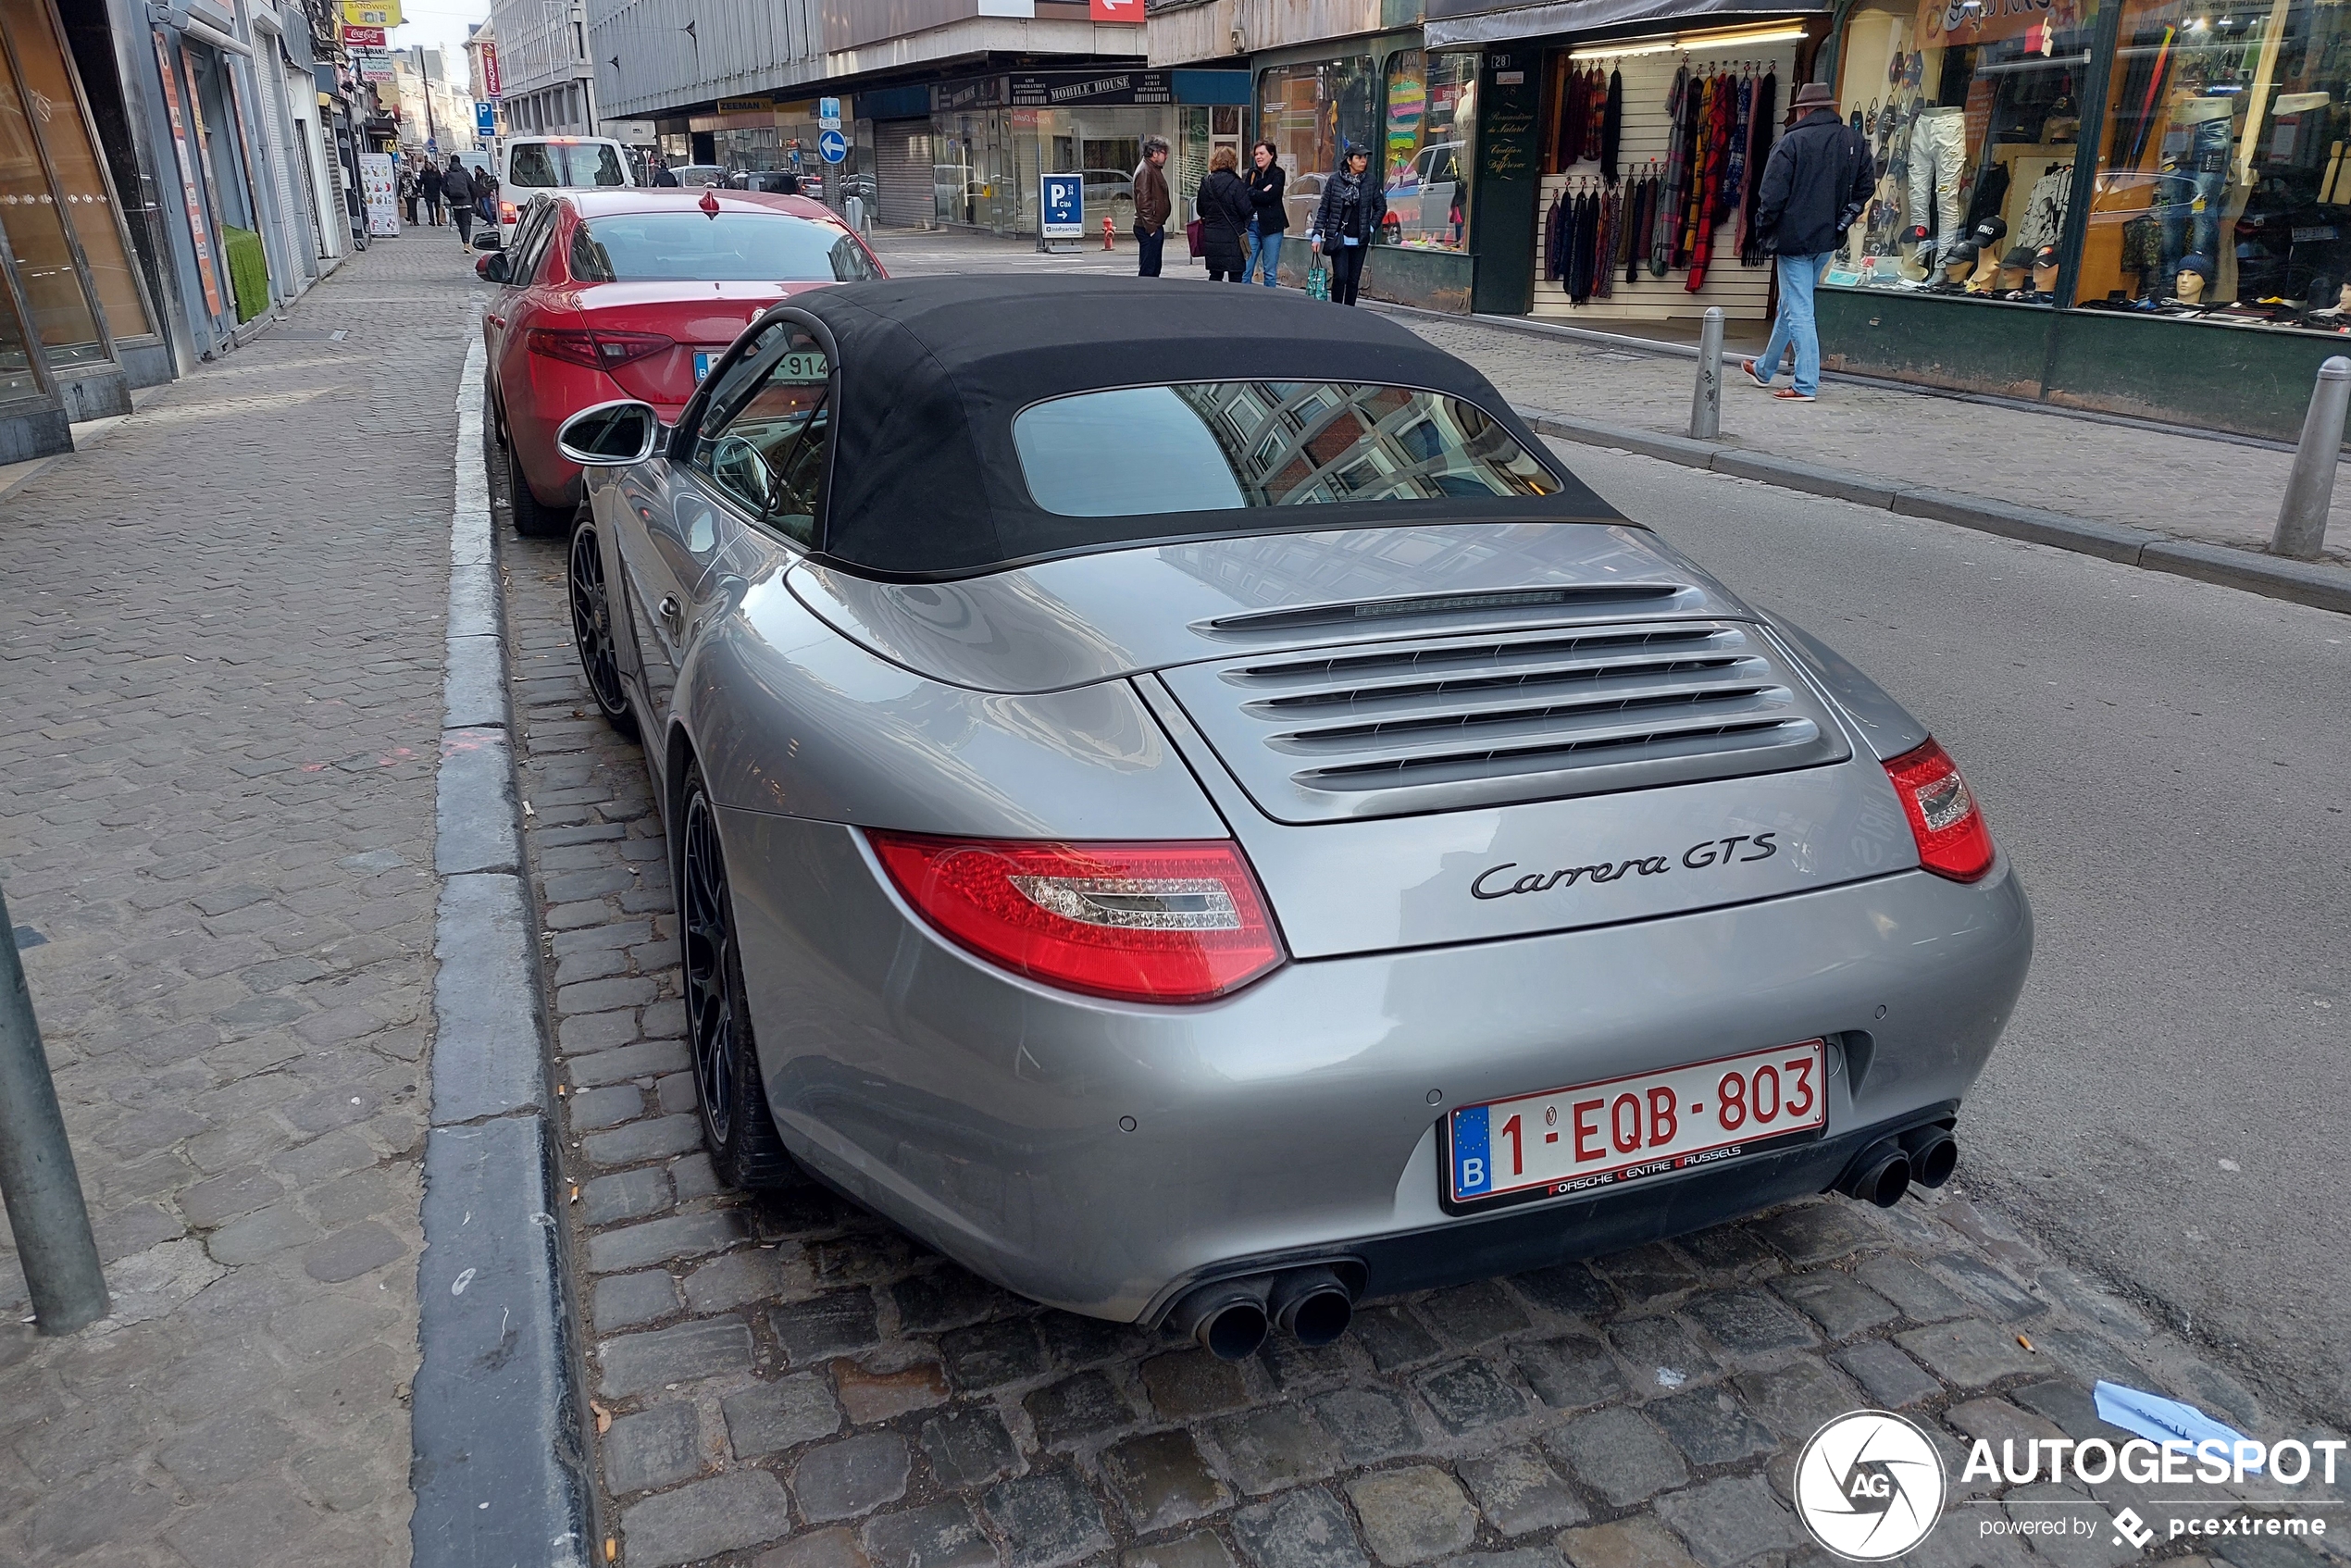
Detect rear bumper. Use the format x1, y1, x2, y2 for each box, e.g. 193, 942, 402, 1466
719, 809, 2032, 1321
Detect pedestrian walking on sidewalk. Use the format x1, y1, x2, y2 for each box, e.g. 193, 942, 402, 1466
442, 156, 477, 247
1197, 147, 1253, 282
399, 165, 420, 226
1133, 136, 1172, 278
421, 160, 444, 226
1309, 143, 1386, 306
473, 166, 496, 222
650, 152, 678, 187
1742, 81, 1872, 402
1243, 141, 1287, 287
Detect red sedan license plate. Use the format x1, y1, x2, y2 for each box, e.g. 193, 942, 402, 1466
1446, 1040, 1827, 1209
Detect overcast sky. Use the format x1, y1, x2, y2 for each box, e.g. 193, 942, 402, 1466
391, 0, 492, 80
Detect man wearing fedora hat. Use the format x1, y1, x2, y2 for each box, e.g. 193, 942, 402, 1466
1742, 80, 1875, 402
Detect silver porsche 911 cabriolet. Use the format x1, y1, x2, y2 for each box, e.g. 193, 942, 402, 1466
552, 276, 2032, 1360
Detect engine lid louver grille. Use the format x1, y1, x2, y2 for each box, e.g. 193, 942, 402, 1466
1154, 620, 1850, 823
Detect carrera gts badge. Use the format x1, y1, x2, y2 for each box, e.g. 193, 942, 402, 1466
1471, 834, 1779, 900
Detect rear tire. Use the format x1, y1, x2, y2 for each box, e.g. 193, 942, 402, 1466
678, 762, 794, 1188
505, 424, 573, 538
566, 517, 639, 740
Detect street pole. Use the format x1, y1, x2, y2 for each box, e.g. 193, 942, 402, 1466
0, 886, 107, 1335
2271, 355, 2350, 561
1689, 306, 1724, 441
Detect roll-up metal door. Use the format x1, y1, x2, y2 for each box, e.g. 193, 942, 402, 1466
874, 118, 932, 229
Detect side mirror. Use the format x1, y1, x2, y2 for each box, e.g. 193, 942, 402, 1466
477, 252, 510, 283
557, 400, 662, 467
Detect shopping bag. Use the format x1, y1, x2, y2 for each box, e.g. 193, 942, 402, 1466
1306, 262, 1330, 301
1186, 218, 1205, 258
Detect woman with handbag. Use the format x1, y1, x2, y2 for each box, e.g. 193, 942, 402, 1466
1242, 142, 1287, 286
1195, 147, 1253, 281
1309, 143, 1387, 305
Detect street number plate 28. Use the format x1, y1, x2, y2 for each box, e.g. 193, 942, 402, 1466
1445, 1039, 1827, 1212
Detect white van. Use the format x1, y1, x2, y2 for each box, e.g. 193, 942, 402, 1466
494, 136, 635, 245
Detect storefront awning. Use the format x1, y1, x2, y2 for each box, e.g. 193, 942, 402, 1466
1425, 0, 1826, 46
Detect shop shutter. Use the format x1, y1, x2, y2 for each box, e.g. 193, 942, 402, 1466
874, 119, 932, 229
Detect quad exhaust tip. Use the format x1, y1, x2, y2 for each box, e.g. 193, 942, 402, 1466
1838, 1138, 1913, 1208
1901, 1125, 1959, 1188
1168, 1265, 1360, 1361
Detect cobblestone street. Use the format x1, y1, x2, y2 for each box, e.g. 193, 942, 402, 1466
0, 234, 477, 1565
498, 499, 2348, 1567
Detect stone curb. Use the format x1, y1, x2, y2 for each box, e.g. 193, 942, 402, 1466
410, 332, 597, 1568
1521, 408, 2351, 616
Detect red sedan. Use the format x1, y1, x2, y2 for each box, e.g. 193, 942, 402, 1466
479, 188, 885, 535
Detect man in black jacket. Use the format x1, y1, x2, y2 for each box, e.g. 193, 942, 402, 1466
1742, 81, 1873, 401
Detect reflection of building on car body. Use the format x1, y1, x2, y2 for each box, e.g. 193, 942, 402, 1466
547, 278, 2031, 1361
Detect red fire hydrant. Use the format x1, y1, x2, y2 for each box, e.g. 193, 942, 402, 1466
1103, 216, 1114, 250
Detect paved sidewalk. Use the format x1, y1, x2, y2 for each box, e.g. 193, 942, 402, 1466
495, 468, 2347, 1566
865, 229, 2351, 567
0, 235, 475, 1566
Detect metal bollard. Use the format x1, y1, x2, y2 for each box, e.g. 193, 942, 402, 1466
2272, 355, 2351, 561
0, 885, 107, 1335
1689, 306, 1725, 441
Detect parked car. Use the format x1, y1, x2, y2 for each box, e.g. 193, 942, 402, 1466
669, 164, 731, 189
1386, 141, 1466, 247
1285, 169, 1326, 237
551, 277, 2032, 1356
494, 135, 635, 247
477, 189, 882, 537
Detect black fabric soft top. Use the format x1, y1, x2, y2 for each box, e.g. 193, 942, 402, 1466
781, 274, 1623, 577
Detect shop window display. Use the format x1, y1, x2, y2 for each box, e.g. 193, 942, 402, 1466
1258, 58, 1376, 235
1829, 0, 2099, 303
2077, 0, 2351, 329
1381, 51, 1478, 251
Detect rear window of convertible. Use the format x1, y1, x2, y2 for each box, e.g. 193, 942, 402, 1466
1011, 381, 1559, 517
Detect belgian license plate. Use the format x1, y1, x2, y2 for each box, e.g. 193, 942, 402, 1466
693, 351, 715, 382
1445, 1039, 1827, 1210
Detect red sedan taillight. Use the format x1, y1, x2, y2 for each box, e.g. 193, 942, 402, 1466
867, 833, 1287, 1004
1883, 738, 1996, 881
527, 327, 675, 370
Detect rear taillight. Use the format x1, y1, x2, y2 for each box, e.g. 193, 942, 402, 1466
867, 833, 1287, 1004
500, 200, 517, 223
1883, 738, 1995, 881
527, 328, 675, 371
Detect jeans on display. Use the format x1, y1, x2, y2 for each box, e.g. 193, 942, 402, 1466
1755, 252, 1833, 397
1137, 225, 1164, 277
1328, 243, 1366, 305
2157, 113, 2232, 282
1906, 107, 1966, 250
1244, 223, 1283, 286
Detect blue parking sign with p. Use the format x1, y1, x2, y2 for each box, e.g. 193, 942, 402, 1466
1041, 173, 1083, 239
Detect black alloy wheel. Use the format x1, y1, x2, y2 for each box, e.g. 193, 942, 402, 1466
678, 763, 794, 1188
566, 521, 639, 739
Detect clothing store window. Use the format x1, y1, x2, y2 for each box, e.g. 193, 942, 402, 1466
1828, 0, 2100, 305
2077, 0, 2351, 328
1258, 57, 1376, 234
1383, 50, 1478, 251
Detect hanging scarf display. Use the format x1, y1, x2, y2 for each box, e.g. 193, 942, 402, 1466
1560, 68, 1590, 167
1686, 72, 1737, 292
1738, 68, 1778, 266
1545, 189, 1570, 281
1593, 184, 1619, 300
1654, 65, 1690, 274
1585, 68, 1608, 157
1723, 72, 1754, 213
1600, 69, 1623, 183
1624, 175, 1650, 285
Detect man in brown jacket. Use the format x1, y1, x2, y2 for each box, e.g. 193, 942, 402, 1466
1133, 136, 1172, 277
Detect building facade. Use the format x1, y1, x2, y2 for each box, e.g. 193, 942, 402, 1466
490, 0, 597, 136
